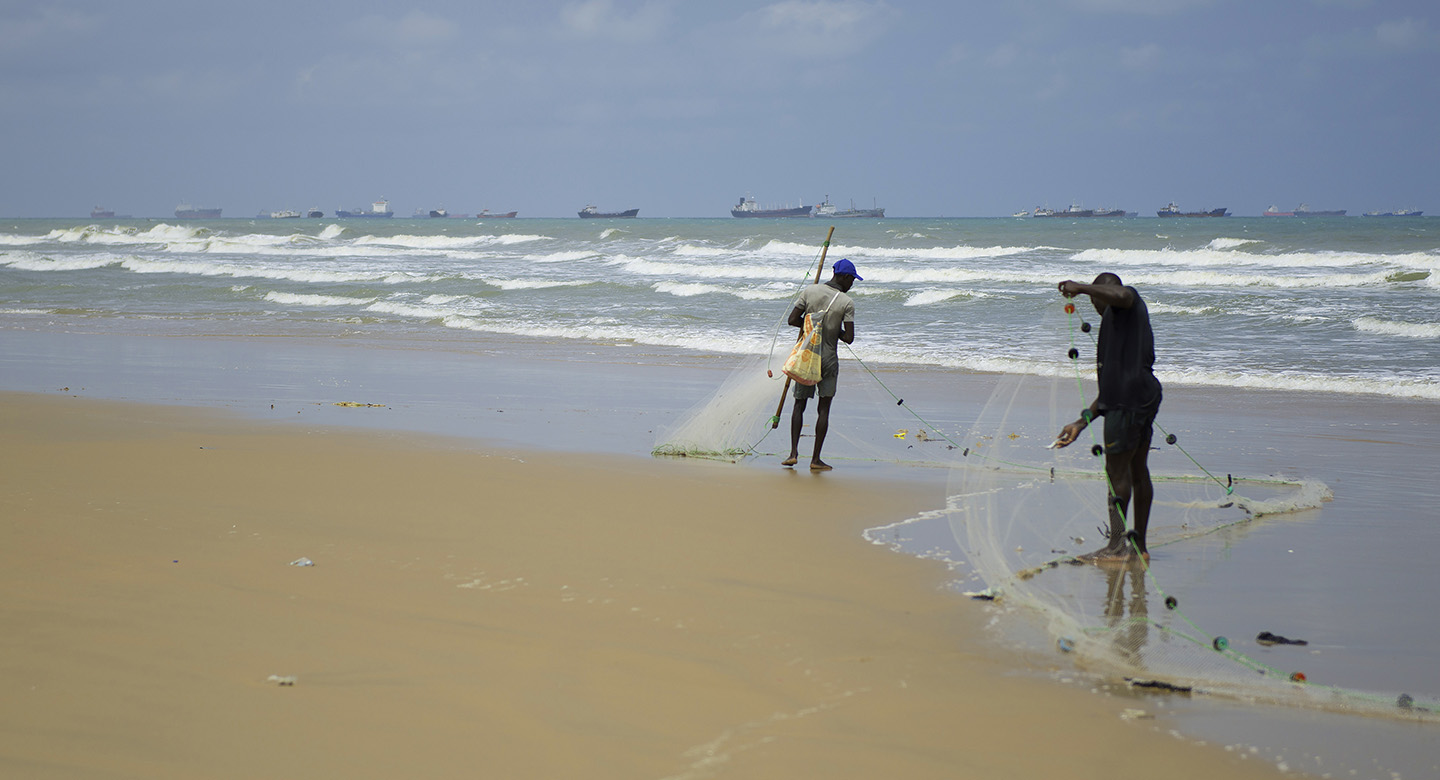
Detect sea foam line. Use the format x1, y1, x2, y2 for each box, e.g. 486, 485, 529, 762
1352, 317, 1440, 339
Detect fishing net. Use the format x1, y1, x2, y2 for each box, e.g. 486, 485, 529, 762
942, 303, 1440, 723
653, 238, 1438, 724
652, 237, 968, 467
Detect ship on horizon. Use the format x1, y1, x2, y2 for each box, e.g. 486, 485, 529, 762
476, 209, 518, 218
1362, 208, 1423, 217
731, 195, 811, 218
174, 203, 222, 219
578, 205, 639, 218
1157, 202, 1228, 218
336, 199, 393, 218
814, 196, 885, 218
1032, 203, 1125, 218
1265, 204, 1347, 217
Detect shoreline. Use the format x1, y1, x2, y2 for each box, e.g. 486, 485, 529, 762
3, 326, 1438, 777
0, 392, 1294, 779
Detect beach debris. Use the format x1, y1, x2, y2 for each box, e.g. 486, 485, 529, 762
1057, 637, 1075, 653
1164, 595, 1179, 610
963, 587, 1001, 601
288, 557, 315, 567
894, 429, 908, 439
334, 401, 385, 408
267, 675, 297, 686
1119, 708, 1152, 721
1127, 678, 1193, 694
1289, 672, 1307, 683
1256, 631, 1308, 646
1398, 693, 1414, 709
1212, 636, 1229, 651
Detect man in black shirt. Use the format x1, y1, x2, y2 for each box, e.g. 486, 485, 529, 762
1053, 273, 1164, 563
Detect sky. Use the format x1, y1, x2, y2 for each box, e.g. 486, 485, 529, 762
3, 0, 1437, 219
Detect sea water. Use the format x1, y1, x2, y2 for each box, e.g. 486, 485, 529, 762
0, 215, 1436, 400
3, 215, 1439, 777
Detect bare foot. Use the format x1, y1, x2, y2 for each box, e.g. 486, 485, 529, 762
781, 456, 798, 467
1076, 546, 1148, 565
810, 461, 833, 471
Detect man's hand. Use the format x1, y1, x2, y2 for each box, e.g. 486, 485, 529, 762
1054, 419, 1085, 448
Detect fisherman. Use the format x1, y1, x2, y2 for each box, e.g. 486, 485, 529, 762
783, 258, 860, 471
1053, 273, 1163, 562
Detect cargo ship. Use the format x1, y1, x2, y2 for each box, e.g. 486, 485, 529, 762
174, 203, 222, 218
1032, 204, 1126, 218
1267, 204, 1347, 217
336, 199, 393, 218
578, 205, 639, 218
1157, 202, 1228, 217
90, 206, 115, 219
731, 195, 811, 218
306, 208, 324, 218
814, 197, 885, 218
476, 209, 518, 218
1362, 208, 1422, 217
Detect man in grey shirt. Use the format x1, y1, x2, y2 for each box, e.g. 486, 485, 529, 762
783, 258, 860, 471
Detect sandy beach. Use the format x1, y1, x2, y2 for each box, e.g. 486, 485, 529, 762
0, 391, 1299, 780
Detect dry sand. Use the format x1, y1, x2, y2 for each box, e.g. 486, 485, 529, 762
0, 392, 1290, 779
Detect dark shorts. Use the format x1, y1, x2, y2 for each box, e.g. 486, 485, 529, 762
793, 354, 839, 399
1102, 403, 1158, 455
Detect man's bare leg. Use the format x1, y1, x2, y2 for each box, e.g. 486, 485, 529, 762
810, 396, 834, 470
783, 397, 807, 467
1079, 448, 1142, 562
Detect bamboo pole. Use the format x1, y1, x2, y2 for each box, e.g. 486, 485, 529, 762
770, 225, 836, 428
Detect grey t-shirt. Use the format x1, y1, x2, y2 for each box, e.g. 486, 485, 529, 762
793, 281, 855, 367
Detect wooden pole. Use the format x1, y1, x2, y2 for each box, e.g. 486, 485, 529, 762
771, 225, 836, 428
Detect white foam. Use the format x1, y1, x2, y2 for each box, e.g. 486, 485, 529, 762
903, 288, 992, 306
1208, 237, 1264, 250
762, 239, 1037, 261
263, 291, 375, 307
653, 281, 791, 301
1353, 317, 1440, 339
484, 278, 590, 290
523, 250, 598, 263
1, 250, 122, 272
1146, 302, 1220, 316
351, 233, 547, 250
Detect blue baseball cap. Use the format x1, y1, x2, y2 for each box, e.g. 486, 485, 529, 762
832, 258, 862, 280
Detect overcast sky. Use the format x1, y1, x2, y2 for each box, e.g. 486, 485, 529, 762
4, 0, 1437, 218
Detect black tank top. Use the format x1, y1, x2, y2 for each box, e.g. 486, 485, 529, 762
1095, 287, 1163, 411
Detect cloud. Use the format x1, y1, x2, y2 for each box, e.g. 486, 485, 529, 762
345, 11, 460, 50
559, 0, 671, 42
1374, 18, 1429, 51
0, 6, 100, 58
1119, 43, 1162, 70
740, 1, 891, 58
1065, 0, 1215, 14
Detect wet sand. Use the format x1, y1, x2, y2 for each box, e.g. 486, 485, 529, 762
0, 392, 1293, 779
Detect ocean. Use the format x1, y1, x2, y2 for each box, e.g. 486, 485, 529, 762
3, 214, 1438, 778
0, 215, 1436, 400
